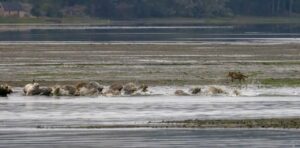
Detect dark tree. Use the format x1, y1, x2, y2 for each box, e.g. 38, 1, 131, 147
0, 0, 299, 18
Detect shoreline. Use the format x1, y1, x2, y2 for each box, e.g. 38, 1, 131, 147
32, 118, 300, 129
0, 40, 300, 46
1, 80, 300, 88
1, 16, 300, 26
0, 17, 300, 32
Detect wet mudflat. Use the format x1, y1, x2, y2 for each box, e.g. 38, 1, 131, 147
0, 25, 299, 86
0, 43, 300, 86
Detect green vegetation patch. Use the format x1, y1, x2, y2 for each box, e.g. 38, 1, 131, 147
163, 118, 300, 129
260, 61, 300, 65
0, 17, 111, 25
204, 17, 300, 25
0, 17, 51, 24
36, 118, 300, 129
261, 78, 300, 87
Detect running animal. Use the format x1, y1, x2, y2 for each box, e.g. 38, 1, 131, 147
0, 84, 13, 97
24, 83, 40, 96
75, 81, 104, 96
227, 72, 248, 82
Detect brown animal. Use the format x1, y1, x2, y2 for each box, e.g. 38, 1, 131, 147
52, 85, 77, 96
208, 86, 226, 95
75, 81, 103, 96
0, 84, 13, 97
109, 83, 123, 92
139, 84, 149, 92
104, 89, 122, 97
75, 82, 87, 91
102, 83, 124, 97
175, 90, 189, 96
190, 87, 201, 95
39, 87, 53, 96
227, 72, 248, 82
233, 90, 241, 96
123, 83, 138, 95
24, 83, 40, 96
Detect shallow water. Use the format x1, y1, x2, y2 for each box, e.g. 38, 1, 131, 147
0, 128, 299, 148
0, 25, 300, 44
1, 86, 300, 128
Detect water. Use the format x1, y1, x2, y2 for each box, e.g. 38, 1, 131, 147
1, 87, 300, 147
0, 24, 300, 44
0, 128, 299, 148
2, 96, 300, 128
1, 24, 300, 147
0, 86, 300, 128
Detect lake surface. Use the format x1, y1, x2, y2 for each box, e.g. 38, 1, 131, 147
0, 24, 300, 44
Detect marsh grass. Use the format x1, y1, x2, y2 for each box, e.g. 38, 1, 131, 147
35, 118, 300, 129
163, 118, 300, 129
0, 17, 110, 25
261, 78, 300, 87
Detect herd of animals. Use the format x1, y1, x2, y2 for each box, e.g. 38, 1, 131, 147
0, 72, 248, 97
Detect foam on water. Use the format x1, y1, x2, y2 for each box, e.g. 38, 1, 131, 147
7, 85, 300, 98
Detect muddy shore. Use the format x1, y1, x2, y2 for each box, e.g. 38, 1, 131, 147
161, 118, 300, 129
0, 43, 299, 87
34, 118, 300, 129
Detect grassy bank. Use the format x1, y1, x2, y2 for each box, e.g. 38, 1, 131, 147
162, 118, 300, 129
1, 16, 300, 25
36, 118, 300, 129
0, 79, 227, 88
0, 17, 111, 25
114, 16, 300, 26
203, 16, 300, 25
261, 78, 300, 87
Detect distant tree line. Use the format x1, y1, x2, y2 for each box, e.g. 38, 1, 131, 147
1, 0, 299, 18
